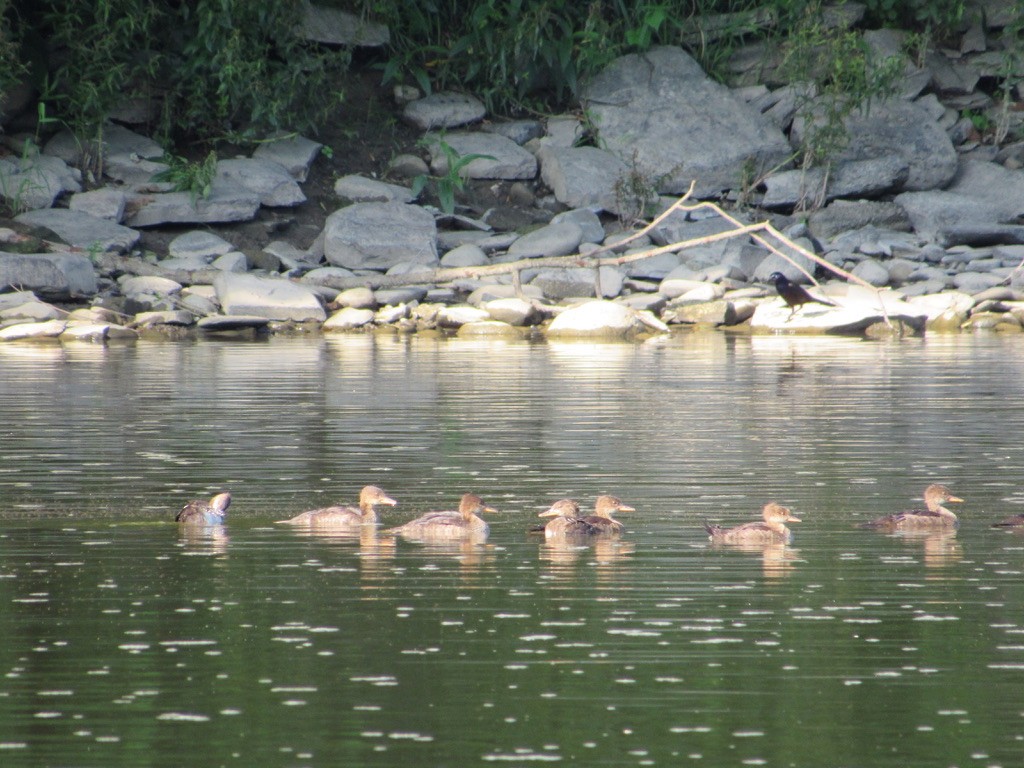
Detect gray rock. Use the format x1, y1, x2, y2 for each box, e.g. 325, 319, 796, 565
546, 299, 646, 338
211, 251, 248, 272
751, 285, 927, 333
0, 299, 61, 322
300, 4, 389, 47
805, 98, 958, 191
466, 283, 544, 304
0, 318, 67, 341
15, 208, 139, 253
426, 132, 536, 180
68, 188, 126, 222
323, 307, 375, 330
215, 158, 305, 207
169, 230, 235, 260
895, 190, 1012, 244
484, 297, 540, 326
537, 144, 629, 213
131, 310, 195, 327
484, 120, 544, 145
437, 306, 491, 327
213, 272, 326, 322
324, 202, 438, 270
374, 304, 410, 324
945, 160, 1024, 220
105, 153, 168, 185
582, 46, 792, 197
851, 258, 890, 286
624, 252, 682, 280
761, 155, 909, 208
952, 271, 1006, 294
508, 222, 583, 259
120, 275, 182, 298
668, 299, 737, 325
0, 154, 81, 210
334, 287, 376, 309
197, 314, 271, 332
60, 322, 139, 343
751, 247, 817, 283
302, 266, 357, 286
403, 92, 486, 130
264, 240, 316, 268
542, 116, 585, 147
456, 320, 523, 338
252, 133, 323, 182
124, 184, 260, 227
440, 243, 488, 268
0, 252, 95, 301
375, 286, 428, 305
387, 153, 430, 178
677, 283, 726, 302
808, 200, 911, 241
43, 123, 163, 165
334, 174, 415, 203
552, 208, 605, 244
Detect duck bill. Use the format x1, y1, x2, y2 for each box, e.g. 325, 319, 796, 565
482, 505, 499, 514
786, 515, 802, 523
538, 508, 561, 518
947, 496, 964, 504
382, 497, 398, 507
617, 505, 636, 513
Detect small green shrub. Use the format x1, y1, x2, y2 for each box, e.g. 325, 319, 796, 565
153, 150, 218, 205
411, 138, 495, 215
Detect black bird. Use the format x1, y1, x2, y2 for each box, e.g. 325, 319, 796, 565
768, 272, 837, 319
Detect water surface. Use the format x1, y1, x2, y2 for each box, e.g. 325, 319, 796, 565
2, 332, 1023, 766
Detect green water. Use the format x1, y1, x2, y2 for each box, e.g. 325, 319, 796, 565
1, 332, 1023, 767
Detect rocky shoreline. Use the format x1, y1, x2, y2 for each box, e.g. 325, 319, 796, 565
2, 4, 1024, 343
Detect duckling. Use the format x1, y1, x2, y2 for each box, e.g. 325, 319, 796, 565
276, 485, 396, 527
387, 493, 496, 540
705, 502, 800, 544
176, 492, 232, 525
859, 484, 963, 531
538, 499, 601, 538
580, 495, 635, 534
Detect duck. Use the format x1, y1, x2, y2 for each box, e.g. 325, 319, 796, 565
176, 491, 232, 525
386, 493, 496, 539
705, 502, 801, 544
991, 512, 1024, 530
538, 499, 601, 538
858, 484, 963, 531
276, 485, 397, 527
580, 495, 635, 534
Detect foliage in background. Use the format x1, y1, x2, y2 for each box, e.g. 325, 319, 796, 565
781, 4, 903, 169
2, 0, 347, 154
152, 150, 219, 204
411, 137, 495, 214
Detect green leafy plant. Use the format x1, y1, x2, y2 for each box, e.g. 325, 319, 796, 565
781, 5, 904, 170
411, 138, 495, 215
153, 150, 218, 205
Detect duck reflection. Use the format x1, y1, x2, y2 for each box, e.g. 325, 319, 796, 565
709, 539, 801, 578
177, 524, 230, 556
894, 530, 963, 570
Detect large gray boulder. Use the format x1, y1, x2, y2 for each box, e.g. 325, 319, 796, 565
324, 202, 438, 270
537, 145, 629, 213
14, 208, 140, 253
215, 158, 305, 207
0, 251, 98, 299
124, 184, 260, 227
582, 46, 792, 198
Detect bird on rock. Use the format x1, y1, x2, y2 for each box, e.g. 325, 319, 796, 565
768, 271, 836, 319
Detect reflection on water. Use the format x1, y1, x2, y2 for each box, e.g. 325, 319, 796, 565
2, 333, 1024, 766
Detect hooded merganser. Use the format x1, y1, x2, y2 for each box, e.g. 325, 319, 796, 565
580, 495, 635, 534
859, 484, 963, 530
387, 493, 496, 539
175, 491, 232, 525
538, 499, 601, 538
276, 485, 397, 527
768, 271, 836, 319
705, 502, 801, 544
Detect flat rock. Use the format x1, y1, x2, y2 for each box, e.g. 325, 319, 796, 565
120, 275, 182, 297
0, 318, 67, 341
124, 184, 260, 227
0, 155, 81, 210
530, 266, 622, 300
945, 160, 1024, 221
507, 222, 583, 259
0, 300, 61, 322
552, 208, 605, 244
484, 297, 540, 326
15, 208, 139, 253
537, 144, 629, 213
169, 230, 235, 260
762, 155, 909, 208
751, 286, 928, 333
44, 123, 163, 165
252, 133, 322, 182
334, 175, 415, 203
213, 273, 326, 322
582, 46, 792, 197
215, 158, 305, 207
437, 306, 491, 327
324, 202, 438, 270
895, 190, 1011, 245
426, 132, 536, 180
440, 243, 488, 268
456, 320, 522, 338
808, 200, 911, 241
60, 322, 139, 343
403, 92, 486, 130
0, 251, 98, 299
196, 314, 272, 331
68, 188, 126, 222
131, 310, 196, 327
667, 299, 737, 325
